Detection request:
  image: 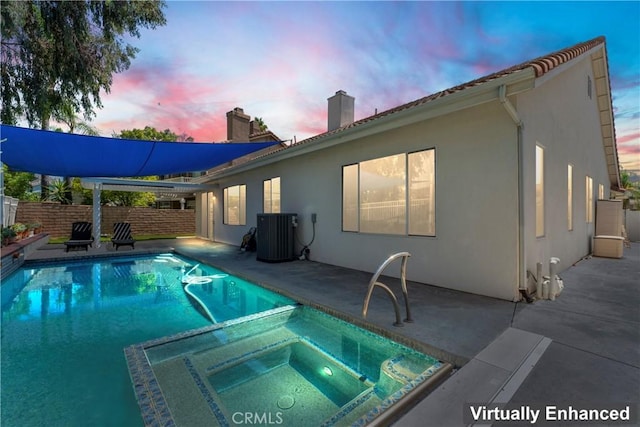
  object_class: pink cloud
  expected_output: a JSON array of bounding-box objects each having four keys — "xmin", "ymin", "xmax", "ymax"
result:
[{"xmin": 617, "ymin": 131, "xmax": 640, "ymax": 145}]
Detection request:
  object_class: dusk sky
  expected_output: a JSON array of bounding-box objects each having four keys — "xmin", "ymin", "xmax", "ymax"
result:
[{"xmin": 90, "ymin": 1, "xmax": 640, "ymax": 171}]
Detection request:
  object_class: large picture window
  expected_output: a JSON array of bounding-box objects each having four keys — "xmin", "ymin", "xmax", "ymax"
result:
[
  {"xmin": 263, "ymin": 177, "xmax": 281, "ymax": 213},
  {"xmin": 342, "ymin": 149, "xmax": 435, "ymax": 236},
  {"xmin": 223, "ymin": 184, "xmax": 246, "ymax": 225}
]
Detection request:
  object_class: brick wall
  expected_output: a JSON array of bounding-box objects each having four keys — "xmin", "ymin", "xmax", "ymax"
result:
[{"xmin": 15, "ymin": 202, "xmax": 195, "ymax": 238}]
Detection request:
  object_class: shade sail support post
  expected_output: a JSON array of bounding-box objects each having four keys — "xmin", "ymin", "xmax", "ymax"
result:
[{"xmin": 92, "ymin": 183, "xmax": 102, "ymax": 248}]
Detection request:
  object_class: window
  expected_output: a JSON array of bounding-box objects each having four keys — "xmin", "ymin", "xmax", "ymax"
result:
[
  {"xmin": 408, "ymin": 150, "xmax": 436, "ymax": 235},
  {"xmin": 567, "ymin": 164, "xmax": 573, "ymax": 231},
  {"xmin": 598, "ymin": 183, "xmax": 604, "ymax": 200},
  {"xmin": 360, "ymin": 154, "xmax": 406, "ymax": 234},
  {"xmin": 342, "ymin": 165, "xmax": 359, "ymax": 232},
  {"xmin": 535, "ymin": 145, "xmax": 544, "ymax": 237},
  {"xmin": 223, "ymin": 184, "xmax": 246, "ymax": 225},
  {"xmin": 586, "ymin": 176, "xmax": 593, "ymax": 223},
  {"xmin": 263, "ymin": 177, "xmax": 281, "ymax": 213},
  {"xmin": 342, "ymin": 149, "xmax": 435, "ymax": 236}
]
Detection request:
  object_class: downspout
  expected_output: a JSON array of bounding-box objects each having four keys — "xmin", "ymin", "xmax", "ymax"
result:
[{"xmin": 499, "ymin": 85, "xmax": 531, "ymax": 302}]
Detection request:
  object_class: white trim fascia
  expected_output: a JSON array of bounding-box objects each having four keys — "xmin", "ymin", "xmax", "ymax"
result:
[
  {"xmin": 205, "ymin": 69, "xmax": 536, "ymax": 182},
  {"xmin": 590, "ymin": 46, "xmax": 620, "ymax": 189}
]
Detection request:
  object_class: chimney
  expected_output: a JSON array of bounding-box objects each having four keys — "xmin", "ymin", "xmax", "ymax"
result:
[
  {"xmin": 249, "ymin": 120, "xmax": 261, "ymax": 135},
  {"xmin": 327, "ymin": 90, "xmax": 355, "ymax": 131},
  {"xmin": 226, "ymin": 107, "xmax": 251, "ymax": 141}
]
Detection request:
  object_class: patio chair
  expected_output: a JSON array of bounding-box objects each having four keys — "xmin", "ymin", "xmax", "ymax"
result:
[
  {"xmin": 111, "ymin": 222, "xmax": 135, "ymax": 250},
  {"xmin": 63, "ymin": 222, "xmax": 93, "ymax": 252}
]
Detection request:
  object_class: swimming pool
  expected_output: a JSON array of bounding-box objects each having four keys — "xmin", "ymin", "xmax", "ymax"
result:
[
  {"xmin": 2, "ymin": 252, "xmax": 450, "ymax": 426},
  {"xmin": 0, "ymin": 253, "xmax": 294, "ymax": 427}
]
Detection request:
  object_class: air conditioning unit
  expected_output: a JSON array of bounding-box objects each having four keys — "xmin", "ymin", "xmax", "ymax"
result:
[{"xmin": 256, "ymin": 213, "xmax": 296, "ymax": 262}]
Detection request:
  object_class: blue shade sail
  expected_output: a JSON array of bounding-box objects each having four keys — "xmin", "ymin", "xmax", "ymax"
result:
[{"xmin": 0, "ymin": 125, "xmax": 280, "ymax": 177}]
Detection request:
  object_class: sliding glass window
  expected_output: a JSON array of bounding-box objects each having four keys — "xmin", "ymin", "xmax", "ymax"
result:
[{"xmin": 342, "ymin": 149, "xmax": 435, "ymax": 236}]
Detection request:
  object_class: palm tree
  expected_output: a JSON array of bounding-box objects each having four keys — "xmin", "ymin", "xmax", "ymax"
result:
[
  {"xmin": 254, "ymin": 117, "xmax": 268, "ymax": 132},
  {"xmin": 54, "ymin": 102, "xmax": 100, "ymax": 136}
]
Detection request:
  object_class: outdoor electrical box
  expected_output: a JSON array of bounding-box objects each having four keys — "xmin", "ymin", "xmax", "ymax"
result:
[{"xmin": 256, "ymin": 213, "xmax": 297, "ymax": 262}]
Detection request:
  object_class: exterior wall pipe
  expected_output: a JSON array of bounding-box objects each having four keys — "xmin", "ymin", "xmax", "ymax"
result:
[
  {"xmin": 499, "ymin": 85, "xmax": 527, "ymax": 301},
  {"xmin": 536, "ymin": 262, "xmax": 543, "ymax": 296}
]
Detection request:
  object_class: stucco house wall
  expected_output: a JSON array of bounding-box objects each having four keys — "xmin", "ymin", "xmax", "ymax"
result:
[
  {"xmin": 517, "ymin": 52, "xmax": 614, "ymax": 278},
  {"xmin": 212, "ymin": 101, "xmax": 521, "ymax": 301}
]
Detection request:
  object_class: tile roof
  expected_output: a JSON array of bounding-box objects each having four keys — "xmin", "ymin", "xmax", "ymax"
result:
[
  {"xmin": 290, "ymin": 36, "xmax": 606, "ymax": 148},
  {"xmin": 211, "ymin": 36, "xmax": 617, "ymax": 183}
]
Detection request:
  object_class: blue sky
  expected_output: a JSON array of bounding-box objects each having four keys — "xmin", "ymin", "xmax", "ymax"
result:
[{"xmin": 91, "ymin": 1, "xmax": 640, "ymax": 171}]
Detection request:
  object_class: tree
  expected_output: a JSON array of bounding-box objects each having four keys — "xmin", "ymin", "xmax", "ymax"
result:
[
  {"xmin": 1, "ymin": 1, "xmax": 166, "ymax": 127},
  {"xmin": 118, "ymin": 126, "xmax": 180, "ymax": 142},
  {"xmin": 1, "ymin": 1, "xmax": 166, "ymax": 198},
  {"xmin": 54, "ymin": 101, "xmax": 101, "ymax": 136},
  {"xmin": 620, "ymin": 169, "xmax": 640, "ymax": 210},
  {"xmin": 254, "ymin": 117, "xmax": 268, "ymax": 132},
  {"xmin": 2, "ymin": 165, "xmax": 36, "ymax": 200},
  {"xmin": 101, "ymin": 182, "xmax": 156, "ymax": 207},
  {"xmin": 98, "ymin": 126, "xmax": 195, "ymax": 207}
]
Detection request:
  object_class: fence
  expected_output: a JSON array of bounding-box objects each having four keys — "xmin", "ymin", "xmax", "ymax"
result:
[{"xmin": 15, "ymin": 202, "xmax": 195, "ymax": 238}]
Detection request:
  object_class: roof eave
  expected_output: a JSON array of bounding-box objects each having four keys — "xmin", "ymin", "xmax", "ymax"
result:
[{"xmin": 590, "ymin": 46, "xmax": 621, "ymax": 189}]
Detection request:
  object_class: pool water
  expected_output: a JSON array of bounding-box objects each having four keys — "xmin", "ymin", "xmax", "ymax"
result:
[
  {"xmin": 129, "ymin": 305, "xmax": 447, "ymax": 426},
  {"xmin": 0, "ymin": 253, "xmax": 293, "ymax": 427}
]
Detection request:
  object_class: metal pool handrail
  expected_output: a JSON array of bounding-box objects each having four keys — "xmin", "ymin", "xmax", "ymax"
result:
[{"xmin": 362, "ymin": 252, "xmax": 413, "ymax": 327}]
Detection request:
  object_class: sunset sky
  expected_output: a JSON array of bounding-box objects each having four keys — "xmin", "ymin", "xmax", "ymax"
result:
[{"xmin": 90, "ymin": 1, "xmax": 640, "ymax": 171}]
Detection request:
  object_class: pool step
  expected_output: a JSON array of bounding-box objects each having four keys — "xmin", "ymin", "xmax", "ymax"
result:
[{"xmin": 381, "ymin": 354, "xmax": 426, "ymax": 385}]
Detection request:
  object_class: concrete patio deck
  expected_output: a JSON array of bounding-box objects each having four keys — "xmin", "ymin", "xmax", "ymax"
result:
[{"xmin": 23, "ymin": 238, "xmax": 640, "ymax": 426}]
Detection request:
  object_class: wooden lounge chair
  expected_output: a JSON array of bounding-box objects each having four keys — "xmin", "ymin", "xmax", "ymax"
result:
[
  {"xmin": 111, "ymin": 222, "xmax": 135, "ymax": 250},
  {"xmin": 64, "ymin": 222, "xmax": 93, "ymax": 252}
]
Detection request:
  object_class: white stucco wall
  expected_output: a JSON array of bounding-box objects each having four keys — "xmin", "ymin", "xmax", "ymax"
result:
[
  {"xmin": 517, "ymin": 50, "xmax": 614, "ymax": 280},
  {"xmin": 211, "ymin": 101, "xmax": 521, "ymax": 300}
]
